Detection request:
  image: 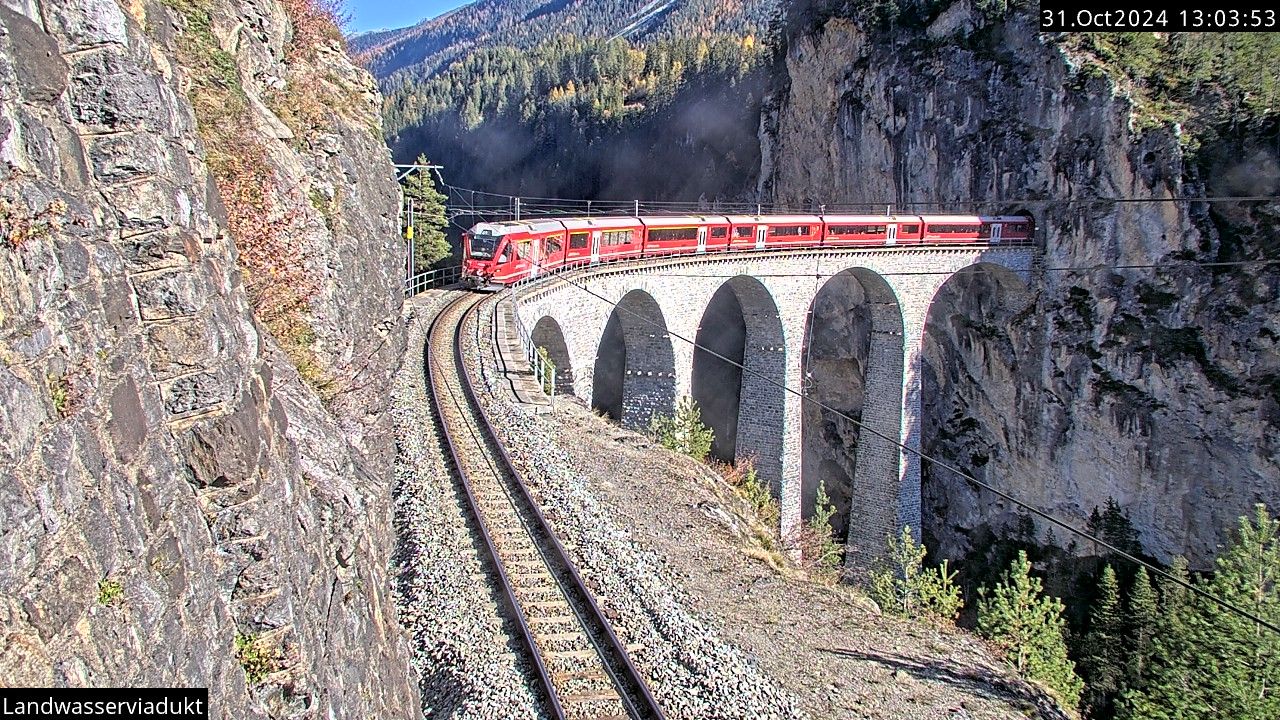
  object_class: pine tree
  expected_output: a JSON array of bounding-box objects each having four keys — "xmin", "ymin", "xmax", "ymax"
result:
[
  {"xmin": 402, "ymin": 154, "xmax": 451, "ymax": 272},
  {"xmin": 1080, "ymin": 564, "xmax": 1124, "ymax": 717},
  {"xmin": 1196, "ymin": 505, "xmax": 1280, "ymax": 719},
  {"xmin": 1087, "ymin": 497, "xmax": 1141, "ymax": 559},
  {"xmin": 1119, "ymin": 557, "xmax": 1196, "ymax": 720},
  {"xmin": 807, "ymin": 478, "xmax": 841, "ymax": 573},
  {"xmin": 978, "ymin": 550, "xmax": 1084, "ymax": 710},
  {"xmin": 869, "ymin": 526, "xmax": 963, "ymax": 624},
  {"xmin": 1122, "ymin": 507, "xmax": 1280, "ymax": 719},
  {"xmin": 648, "ymin": 396, "xmax": 713, "ymax": 461},
  {"xmin": 1125, "ymin": 567, "xmax": 1158, "ymax": 686}
]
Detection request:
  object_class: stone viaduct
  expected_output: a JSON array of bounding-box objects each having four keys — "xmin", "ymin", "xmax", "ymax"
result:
[{"xmin": 510, "ymin": 247, "xmax": 1035, "ymax": 564}]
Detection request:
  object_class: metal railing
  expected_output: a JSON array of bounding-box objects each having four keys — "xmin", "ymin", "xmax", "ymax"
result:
[
  {"xmin": 511, "ymin": 301, "xmax": 556, "ymax": 401},
  {"xmin": 404, "ymin": 265, "xmax": 462, "ymax": 296}
]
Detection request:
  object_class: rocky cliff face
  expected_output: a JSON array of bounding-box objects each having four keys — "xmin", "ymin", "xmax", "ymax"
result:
[
  {"xmin": 0, "ymin": 0, "xmax": 416, "ymax": 714},
  {"xmin": 761, "ymin": 4, "xmax": 1280, "ymax": 567}
]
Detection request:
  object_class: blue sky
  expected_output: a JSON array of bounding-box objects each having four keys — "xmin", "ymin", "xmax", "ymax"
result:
[{"xmin": 347, "ymin": 0, "xmax": 470, "ymax": 33}]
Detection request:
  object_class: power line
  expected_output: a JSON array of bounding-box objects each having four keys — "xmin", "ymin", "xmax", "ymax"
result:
[
  {"xmin": 507, "ymin": 256, "xmax": 1280, "ymax": 637},
  {"xmin": 441, "ymin": 181, "xmax": 1280, "ymax": 212},
  {"xmin": 629, "ymin": 257, "xmax": 1280, "ymax": 279}
]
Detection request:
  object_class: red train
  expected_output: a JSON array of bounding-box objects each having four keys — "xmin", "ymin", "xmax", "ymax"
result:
[{"xmin": 461, "ymin": 213, "xmax": 1033, "ymax": 289}]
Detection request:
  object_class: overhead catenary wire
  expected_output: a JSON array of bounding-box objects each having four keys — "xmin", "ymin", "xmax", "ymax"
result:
[
  {"xmin": 439, "ymin": 181, "xmax": 1280, "ymax": 215},
  {"xmin": 508, "ymin": 252, "xmax": 1280, "ymax": 638},
  {"xmin": 626, "ymin": 257, "xmax": 1280, "ymax": 279}
]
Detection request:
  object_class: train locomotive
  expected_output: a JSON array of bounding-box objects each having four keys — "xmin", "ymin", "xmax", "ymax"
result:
[{"xmin": 461, "ymin": 213, "xmax": 1033, "ymax": 290}]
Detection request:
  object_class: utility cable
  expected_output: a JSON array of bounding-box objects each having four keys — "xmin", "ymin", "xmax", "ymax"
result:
[
  {"xmin": 439, "ymin": 181, "xmax": 1280, "ymax": 211},
  {"xmin": 508, "ymin": 252, "xmax": 1280, "ymax": 637},
  {"xmin": 630, "ymin": 257, "xmax": 1280, "ymax": 279}
]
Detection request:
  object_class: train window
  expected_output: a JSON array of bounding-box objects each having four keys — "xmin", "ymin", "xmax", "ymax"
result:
[
  {"xmin": 544, "ymin": 237, "xmax": 562, "ymax": 256},
  {"xmin": 648, "ymin": 227, "xmax": 698, "ymax": 242},
  {"xmin": 900, "ymin": 224, "xmax": 918, "ymax": 233},
  {"xmin": 469, "ymin": 232, "xmax": 500, "ymax": 259},
  {"xmin": 768, "ymin": 225, "xmax": 809, "ymax": 237},
  {"xmin": 735, "ymin": 226, "xmax": 754, "ymax": 238},
  {"xmin": 710, "ymin": 227, "xmax": 728, "ymax": 238},
  {"xmin": 569, "ymin": 232, "xmax": 589, "ymax": 249},
  {"xmin": 516, "ymin": 241, "xmax": 531, "ymax": 260},
  {"xmin": 927, "ymin": 224, "xmax": 979, "ymax": 234},
  {"xmin": 603, "ymin": 229, "xmax": 634, "ymax": 246},
  {"xmin": 828, "ymin": 224, "xmax": 886, "ymax": 235}
]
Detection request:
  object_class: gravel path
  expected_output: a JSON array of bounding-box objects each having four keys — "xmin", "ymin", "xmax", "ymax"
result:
[{"xmin": 390, "ymin": 292, "xmax": 542, "ymax": 719}]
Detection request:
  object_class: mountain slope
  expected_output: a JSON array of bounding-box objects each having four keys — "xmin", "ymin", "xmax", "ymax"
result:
[
  {"xmin": 362, "ymin": 0, "xmax": 780, "ymax": 203},
  {"xmin": 354, "ymin": 0, "xmax": 780, "ymax": 84}
]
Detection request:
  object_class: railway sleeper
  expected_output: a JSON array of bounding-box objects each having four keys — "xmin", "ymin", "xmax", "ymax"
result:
[
  {"xmin": 539, "ymin": 635, "xmax": 591, "ymax": 654},
  {"xmin": 546, "ymin": 648, "xmax": 600, "ymax": 661}
]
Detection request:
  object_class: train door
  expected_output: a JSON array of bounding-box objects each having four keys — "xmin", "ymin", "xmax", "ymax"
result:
[
  {"xmin": 529, "ymin": 237, "xmax": 542, "ymax": 278},
  {"xmin": 886, "ymin": 224, "xmax": 898, "ymax": 246},
  {"xmin": 755, "ymin": 226, "xmax": 767, "ymax": 250},
  {"xmin": 697, "ymin": 227, "xmax": 707, "ymax": 254},
  {"xmin": 990, "ymin": 223, "xmax": 1003, "ymax": 244},
  {"xmin": 590, "ymin": 231, "xmax": 601, "ymax": 264}
]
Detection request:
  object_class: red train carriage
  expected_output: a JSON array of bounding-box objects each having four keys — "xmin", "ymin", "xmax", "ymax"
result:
[
  {"xmin": 761, "ymin": 215, "xmax": 824, "ymax": 250},
  {"xmin": 988, "ymin": 215, "xmax": 1033, "ymax": 243},
  {"xmin": 560, "ymin": 217, "xmax": 646, "ymax": 266},
  {"xmin": 639, "ymin": 216, "xmax": 731, "ymax": 256},
  {"xmin": 922, "ymin": 215, "xmax": 1032, "ymax": 245},
  {"xmin": 462, "ymin": 218, "xmax": 567, "ymax": 288},
  {"xmin": 821, "ymin": 215, "xmax": 924, "ymax": 247},
  {"xmin": 723, "ymin": 215, "xmax": 824, "ymax": 251},
  {"xmin": 724, "ymin": 216, "xmax": 764, "ymax": 251},
  {"xmin": 461, "ymin": 212, "xmax": 1033, "ymax": 289}
]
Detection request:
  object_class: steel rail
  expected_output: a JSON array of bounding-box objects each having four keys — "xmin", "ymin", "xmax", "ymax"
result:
[
  {"xmin": 425, "ymin": 292, "xmax": 665, "ymax": 720},
  {"xmin": 424, "ymin": 294, "xmax": 565, "ymax": 719},
  {"xmin": 457, "ymin": 295, "xmax": 666, "ymax": 720}
]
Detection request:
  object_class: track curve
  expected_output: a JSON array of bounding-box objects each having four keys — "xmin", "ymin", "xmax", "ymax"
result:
[{"xmin": 425, "ymin": 292, "xmax": 666, "ymax": 720}]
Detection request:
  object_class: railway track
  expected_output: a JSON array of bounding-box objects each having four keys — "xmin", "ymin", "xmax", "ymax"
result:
[{"xmin": 425, "ymin": 293, "xmax": 665, "ymax": 720}]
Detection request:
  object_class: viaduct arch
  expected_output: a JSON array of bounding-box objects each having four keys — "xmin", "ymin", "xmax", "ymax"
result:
[{"xmin": 514, "ymin": 247, "xmax": 1034, "ymax": 563}]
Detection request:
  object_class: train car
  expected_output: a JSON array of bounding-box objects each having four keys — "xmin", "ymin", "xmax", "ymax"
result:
[
  {"xmin": 723, "ymin": 215, "xmax": 823, "ymax": 251},
  {"xmin": 639, "ymin": 216, "xmax": 731, "ymax": 256},
  {"xmin": 460, "ymin": 212, "xmax": 1035, "ymax": 288},
  {"xmin": 920, "ymin": 215, "xmax": 1034, "ymax": 245},
  {"xmin": 462, "ymin": 218, "xmax": 567, "ymax": 289},
  {"xmin": 760, "ymin": 215, "xmax": 824, "ymax": 250},
  {"xmin": 724, "ymin": 215, "xmax": 765, "ymax": 251},
  {"xmin": 560, "ymin": 217, "xmax": 646, "ymax": 267},
  {"xmin": 988, "ymin": 215, "xmax": 1034, "ymax": 243},
  {"xmin": 820, "ymin": 215, "xmax": 925, "ymax": 247}
]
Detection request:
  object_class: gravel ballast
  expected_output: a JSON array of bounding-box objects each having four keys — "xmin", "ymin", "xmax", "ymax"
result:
[
  {"xmin": 465, "ymin": 297, "xmax": 805, "ymax": 720},
  {"xmin": 390, "ymin": 292, "xmax": 541, "ymax": 719}
]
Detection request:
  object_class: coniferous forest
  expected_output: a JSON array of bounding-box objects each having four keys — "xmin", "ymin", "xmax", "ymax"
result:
[{"xmin": 365, "ymin": 0, "xmax": 781, "ymax": 201}]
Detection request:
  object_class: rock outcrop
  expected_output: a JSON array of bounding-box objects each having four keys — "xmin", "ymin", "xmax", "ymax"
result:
[
  {"xmin": 761, "ymin": 4, "xmax": 1279, "ymax": 566},
  {"xmin": 0, "ymin": 0, "xmax": 416, "ymax": 715}
]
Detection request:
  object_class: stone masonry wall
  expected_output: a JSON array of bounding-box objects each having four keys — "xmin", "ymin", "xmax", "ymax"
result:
[
  {"xmin": 615, "ymin": 289, "xmax": 678, "ymax": 429},
  {"xmin": 514, "ymin": 247, "xmax": 1033, "ymax": 558}
]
